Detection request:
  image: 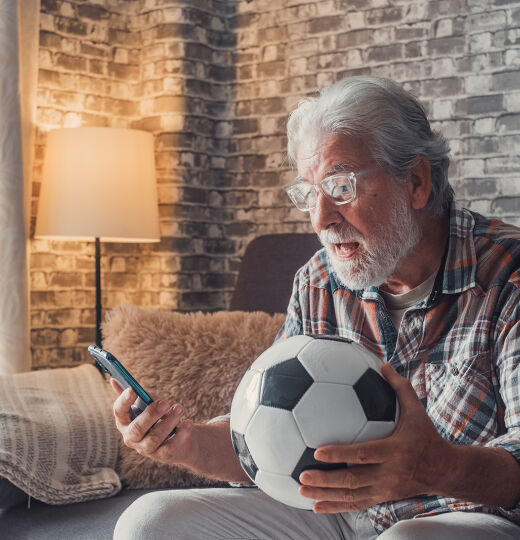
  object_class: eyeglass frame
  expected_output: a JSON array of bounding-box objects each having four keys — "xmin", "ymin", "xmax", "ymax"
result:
[{"xmin": 285, "ymin": 167, "xmax": 379, "ymax": 212}]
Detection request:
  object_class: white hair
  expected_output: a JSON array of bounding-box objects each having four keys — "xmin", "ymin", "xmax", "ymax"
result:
[{"xmin": 287, "ymin": 76, "xmax": 453, "ymax": 215}]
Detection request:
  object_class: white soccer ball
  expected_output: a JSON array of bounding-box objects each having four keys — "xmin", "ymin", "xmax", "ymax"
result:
[{"xmin": 230, "ymin": 334, "xmax": 399, "ymax": 510}]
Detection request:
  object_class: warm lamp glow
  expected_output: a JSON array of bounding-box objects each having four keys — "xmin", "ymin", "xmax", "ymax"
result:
[{"xmin": 35, "ymin": 127, "xmax": 160, "ymax": 242}]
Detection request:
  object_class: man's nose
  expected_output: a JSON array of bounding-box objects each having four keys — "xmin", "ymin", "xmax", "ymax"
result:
[{"xmin": 311, "ymin": 191, "xmax": 343, "ymax": 232}]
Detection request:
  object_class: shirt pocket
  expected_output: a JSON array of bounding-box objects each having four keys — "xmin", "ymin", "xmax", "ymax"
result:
[{"xmin": 425, "ymin": 351, "xmax": 499, "ymax": 445}]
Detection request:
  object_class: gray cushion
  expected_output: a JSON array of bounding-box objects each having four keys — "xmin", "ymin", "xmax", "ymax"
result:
[
  {"xmin": 0, "ymin": 488, "xmax": 158, "ymax": 540},
  {"xmin": 230, "ymin": 233, "xmax": 321, "ymax": 314},
  {"xmin": 0, "ymin": 478, "xmax": 26, "ymax": 509}
]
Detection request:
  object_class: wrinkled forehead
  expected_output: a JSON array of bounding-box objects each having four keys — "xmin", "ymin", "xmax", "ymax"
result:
[{"xmin": 296, "ymin": 132, "xmax": 370, "ymax": 180}]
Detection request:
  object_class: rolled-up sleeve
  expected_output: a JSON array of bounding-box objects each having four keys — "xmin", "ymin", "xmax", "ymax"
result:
[{"xmin": 488, "ymin": 294, "xmax": 520, "ymax": 521}]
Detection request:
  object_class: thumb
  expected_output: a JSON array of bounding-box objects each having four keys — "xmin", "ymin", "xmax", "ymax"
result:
[{"xmin": 381, "ymin": 362, "xmax": 419, "ymax": 409}]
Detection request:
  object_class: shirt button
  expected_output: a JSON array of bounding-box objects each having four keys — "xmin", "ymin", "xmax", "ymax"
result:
[{"xmin": 451, "ymin": 366, "xmax": 459, "ymax": 376}]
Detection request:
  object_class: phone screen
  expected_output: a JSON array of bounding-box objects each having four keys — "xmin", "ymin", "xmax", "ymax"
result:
[{"xmin": 88, "ymin": 344, "xmax": 152, "ymax": 415}]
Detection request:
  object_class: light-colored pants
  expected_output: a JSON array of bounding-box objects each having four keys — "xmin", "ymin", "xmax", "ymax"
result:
[{"xmin": 113, "ymin": 487, "xmax": 520, "ymax": 540}]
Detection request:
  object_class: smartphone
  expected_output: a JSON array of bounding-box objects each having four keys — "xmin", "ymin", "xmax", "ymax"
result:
[
  {"xmin": 88, "ymin": 344, "xmax": 154, "ymax": 418},
  {"xmin": 88, "ymin": 346, "xmax": 177, "ymax": 441}
]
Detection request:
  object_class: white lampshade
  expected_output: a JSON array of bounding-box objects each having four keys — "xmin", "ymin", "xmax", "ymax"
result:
[{"xmin": 35, "ymin": 127, "xmax": 160, "ymax": 242}]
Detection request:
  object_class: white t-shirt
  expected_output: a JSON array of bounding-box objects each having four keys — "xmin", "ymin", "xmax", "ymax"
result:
[{"xmin": 380, "ymin": 270, "xmax": 438, "ymax": 331}]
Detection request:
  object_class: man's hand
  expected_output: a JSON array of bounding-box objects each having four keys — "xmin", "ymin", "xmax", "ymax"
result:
[
  {"xmin": 110, "ymin": 379, "xmax": 251, "ymax": 483},
  {"xmin": 111, "ymin": 379, "xmax": 194, "ymax": 467},
  {"xmin": 299, "ymin": 363, "xmax": 452, "ymax": 513}
]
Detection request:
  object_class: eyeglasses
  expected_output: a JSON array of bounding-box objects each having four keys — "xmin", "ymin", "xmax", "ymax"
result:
[{"xmin": 285, "ymin": 168, "xmax": 377, "ymax": 212}]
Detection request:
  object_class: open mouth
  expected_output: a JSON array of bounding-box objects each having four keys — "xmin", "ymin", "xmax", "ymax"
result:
[{"xmin": 333, "ymin": 242, "xmax": 360, "ymax": 260}]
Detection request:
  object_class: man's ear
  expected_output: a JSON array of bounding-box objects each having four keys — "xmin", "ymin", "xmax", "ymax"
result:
[{"xmin": 408, "ymin": 156, "xmax": 432, "ymax": 210}]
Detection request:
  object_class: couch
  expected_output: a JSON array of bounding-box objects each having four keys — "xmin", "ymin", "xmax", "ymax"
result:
[{"xmin": 0, "ymin": 233, "xmax": 321, "ymax": 540}]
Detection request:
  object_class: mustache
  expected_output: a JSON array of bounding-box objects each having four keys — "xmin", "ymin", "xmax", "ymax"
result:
[{"xmin": 319, "ymin": 223, "xmax": 363, "ymax": 245}]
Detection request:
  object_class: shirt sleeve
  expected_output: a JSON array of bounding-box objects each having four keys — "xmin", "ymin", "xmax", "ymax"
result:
[
  {"xmin": 487, "ymin": 292, "xmax": 520, "ymax": 520},
  {"xmin": 206, "ymin": 413, "xmax": 230, "ymax": 424},
  {"xmin": 275, "ymin": 269, "xmax": 304, "ymax": 341}
]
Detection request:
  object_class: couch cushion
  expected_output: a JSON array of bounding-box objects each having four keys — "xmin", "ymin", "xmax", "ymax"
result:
[
  {"xmin": 102, "ymin": 306, "xmax": 285, "ymax": 489},
  {"xmin": 0, "ymin": 488, "xmax": 158, "ymax": 540},
  {"xmin": 0, "ymin": 364, "xmax": 120, "ymax": 506}
]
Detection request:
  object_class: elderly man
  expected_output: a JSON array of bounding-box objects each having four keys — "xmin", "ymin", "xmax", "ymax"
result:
[{"xmin": 112, "ymin": 77, "xmax": 520, "ymax": 539}]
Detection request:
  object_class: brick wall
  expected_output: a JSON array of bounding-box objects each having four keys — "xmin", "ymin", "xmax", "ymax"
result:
[{"xmin": 31, "ymin": 0, "xmax": 520, "ymax": 368}]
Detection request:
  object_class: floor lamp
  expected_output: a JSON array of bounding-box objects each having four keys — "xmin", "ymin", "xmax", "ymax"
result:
[{"xmin": 35, "ymin": 127, "xmax": 160, "ymax": 347}]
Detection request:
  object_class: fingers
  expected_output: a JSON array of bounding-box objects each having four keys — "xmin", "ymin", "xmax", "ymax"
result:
[
  {"xmin": 313, "ymin": 495, "xmax": 374, "ymax": 514},
  {"xmin": 113, "ymin": 387, "xmax": 137, "ymax": 426},
  {"xmin": 300, "ymin": 465, "xmax": 377, "ymax": 490},
  {"xmin": 124, "ymin": 401, "xmax": 185, "ymax": 455},
  {"xmin": 129, "ymin": 404, "xmax": 184, "ymax": 453},
  {"xmin": 298, "ymin": 485, "xmax": 374, "ymax": 513},
  {"xmin": 315, "ymin": 440, "xmax": 389, "ymax": 464},
  {"xmin": 110, "ymin": 378, "xmax": 124, "ymax": 395},
  {"xmin": 150, "ymin": 419, "xmax": 194, "ymax": 462}
]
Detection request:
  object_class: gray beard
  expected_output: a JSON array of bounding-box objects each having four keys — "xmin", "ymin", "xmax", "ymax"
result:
[{"xmin": 320, "ymin": 196, "xmax": 421, "ymax": 291}]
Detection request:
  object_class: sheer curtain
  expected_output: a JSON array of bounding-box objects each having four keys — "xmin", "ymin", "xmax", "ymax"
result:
[{"xmin": 0, "ymin": 0, "xmax": 40, "ymax": 374}]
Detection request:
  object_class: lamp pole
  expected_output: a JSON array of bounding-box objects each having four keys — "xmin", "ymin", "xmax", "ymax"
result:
[{"xmin": 95, "ymin": 237, "xmax": 102, "ymax": 347}]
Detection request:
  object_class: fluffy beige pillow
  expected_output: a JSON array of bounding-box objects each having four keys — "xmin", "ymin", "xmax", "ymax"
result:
[{"xmin": 102, "ymin": 305, "xmax": 285, "ymax": 489}]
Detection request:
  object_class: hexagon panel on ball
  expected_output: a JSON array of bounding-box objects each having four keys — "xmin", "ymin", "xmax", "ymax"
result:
[
  {"xmin": 293, "ymin": 382, "xmax": 367, "ymax": 448},
  {"xmin": 297, "ymin": 338, "xmax": 370, "ymax": 385},
  {"xmin": 244, "ymin": 405, "xmax": 307, "ymax": 476}
]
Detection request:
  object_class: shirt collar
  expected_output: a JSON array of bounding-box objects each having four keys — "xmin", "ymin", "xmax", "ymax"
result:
[{"xmin": 440, "ymin": 200, "xmax": 478, "ymax": 295}]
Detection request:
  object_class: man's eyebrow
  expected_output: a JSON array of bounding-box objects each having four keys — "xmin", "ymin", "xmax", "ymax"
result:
[{"xmin": 325, "ymin": 163, "xmax": 356, "ymax": 175}]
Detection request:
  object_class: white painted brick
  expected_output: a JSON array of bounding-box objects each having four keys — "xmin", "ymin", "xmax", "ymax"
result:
[
  {"xmin": 317, "ymin": 71, "xmax": 336, "ymax": 87},
  {"xmin": 465, "ymin": 74, "xmax": 492, "ymax": 93},
  {"xmin": 470, "ymin": 32, "xmax": 493, "ymax": 53},
  {"xmin": 39, "ymin": 11, "xmax": 59, "ymax": 34},
  {"xmin": 468, "ymin": 199, "xmax": 492, "ymax": 214},
  {"xmin": 474, "ymin": 117, "xmax": 496, "ymax": 134},
  {"xmin": 346, "ymin": 12, "xmax": 365, "ymax": 30},
  {"xmin": 504, "ymin": 48, "xmax": 520, "ymax": 67},
  {"xmin": 287, "ymin": 22, "xmax": 308, "ymax": 40},
  {"xmin": 259, "ymin": 117, "xmax": 278, "ymax": 135},
  {"xmin": 504, "ymin": 93, "xmax": 520, "ymax": 111},
  {"xmin": 162, "ymin": 7, "xmax": 182, "ymax": 23},
  {"xmin": 263, "ymin": 44, "xmax": 278, "ymax": 62},
  {"xmin": 161, "ymin": 114, "xmax": 184, "ymax": 132},
  {"xmin": 432, "ymin": 99, "xmax": 454, "ymax": 120},
  {"xmin": 39, "ymin": 49, "xmax": 54, "ymax": 69},
  {"xmin": 140, "ymin": 98, "xmax": 154, "ymax": 115},
  {"xmin": 435, "ymin": 18, "xmax": 453, "ymax": 38},
  {"xmin": 288, "ymin": 57, "xmax": 308, "ymax": 76},
  {"xmin": 114, "ymin": 48, "xmax": 129, "ymax": 64},
  {"xmin": 404, "ymin": 3, "xmax": 428, "ymax": 21},
  {"xmin": 158, "ymin": 291, "xmax": 178, "ymax": 309},
  {"xmin": 60, "ymin": 2, "xmax": 75, "ymax": 18},
  {"xmin": 430, "ymin": 58, "xmax": 455, "ymax": 78},
  {"xmin": 462, "ymin": 159, "xmax": 485, "ymax": 176},
  {"xmin": 345, "ymin": 49, "xmax": 363, "ymax": 68}
]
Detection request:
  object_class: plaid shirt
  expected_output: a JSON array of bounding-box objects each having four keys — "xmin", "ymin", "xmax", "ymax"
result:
[{"xmin": 277, "ymin": 201, "xmax": 520, "ymax": 533}]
